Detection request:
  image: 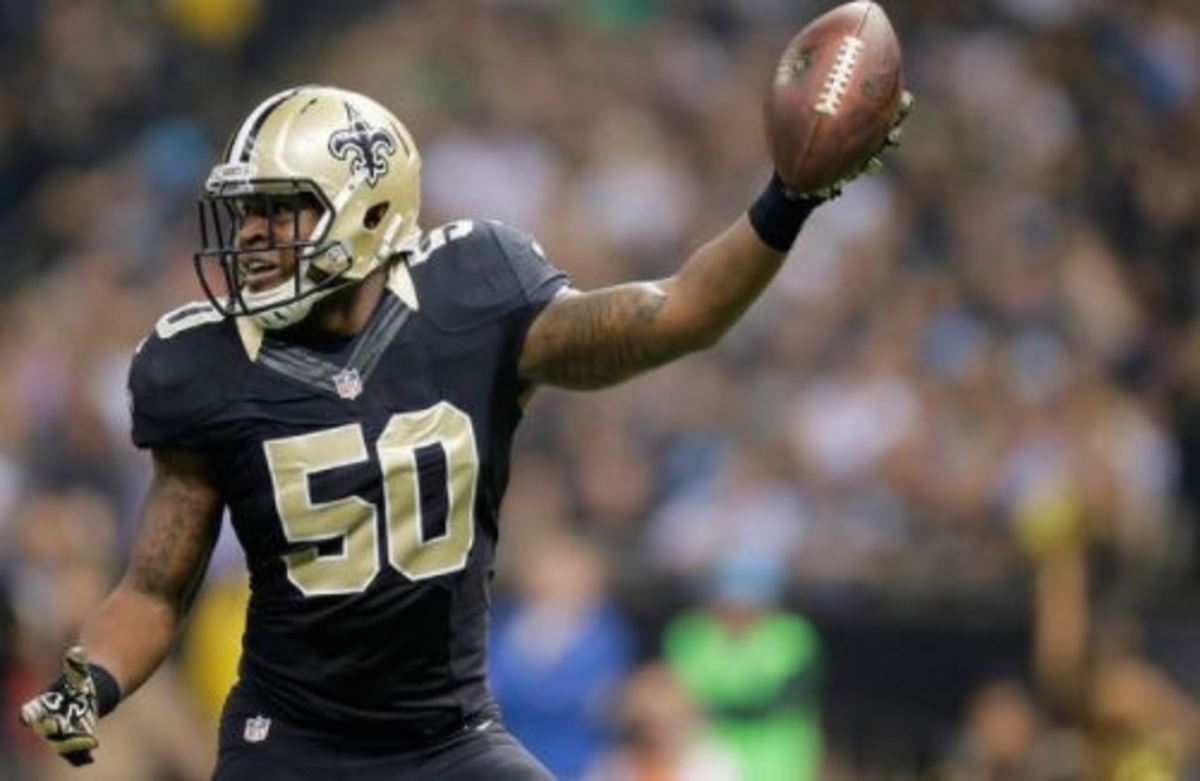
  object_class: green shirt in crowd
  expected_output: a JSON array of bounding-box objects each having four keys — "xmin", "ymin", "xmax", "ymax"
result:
[{"xmin": 665, "ymin": 610, "xmax": 823, "ymax": 781}]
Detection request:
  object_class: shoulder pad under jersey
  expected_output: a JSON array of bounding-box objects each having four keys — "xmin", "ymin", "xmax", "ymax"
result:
[
  {"xmin": 127, "ymin": 301, "xmax": 248, "ymax": 450},
  {"xmin": 407, "ymin": 220, "xmax": 569, "ymax": 332}
]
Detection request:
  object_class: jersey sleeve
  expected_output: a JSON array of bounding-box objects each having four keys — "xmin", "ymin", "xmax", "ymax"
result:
[
  {"xmin": 127, "ymin": 311, "xmax": 240, "ymax": 450},
  {"xmin": 413, "ymin": 220, "xmax": 570, "ymax": 334},
  {"xmin": 485, "ymin": 221, "xmax": 570, "ymax": 331}
]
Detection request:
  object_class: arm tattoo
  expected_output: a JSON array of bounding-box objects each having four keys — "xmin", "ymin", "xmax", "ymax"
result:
[
  {"xmin": 127, "ymin": 454, "xmax": 222, "ymax": 610},
  {"xmin": 522, "ymin": 282, "xmax": 686, "ymax": 389},
  {"xmin": 522, "ymin": 220, "xmax": 787, "ymax": 390}
]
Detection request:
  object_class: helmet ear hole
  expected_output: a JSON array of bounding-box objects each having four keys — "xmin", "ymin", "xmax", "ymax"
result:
[{"xmin": 364, "ymin": 202, "xmax": 390, "ymax": 230}]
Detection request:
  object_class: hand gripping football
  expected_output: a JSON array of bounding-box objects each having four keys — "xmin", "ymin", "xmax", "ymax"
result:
[{"xmin": 766, "ymin": 2, "xmax": 905, "ymax": 194}]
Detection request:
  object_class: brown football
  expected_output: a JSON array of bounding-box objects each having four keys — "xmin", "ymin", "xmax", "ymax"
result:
[{"xmin": 766, "ymin": 1, "xmax": 904, "ymax": 194}]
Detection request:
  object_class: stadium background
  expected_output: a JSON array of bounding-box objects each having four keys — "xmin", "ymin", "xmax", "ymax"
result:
[{"xmin": 1, "ymin": 0, "xmax": 1199, "ymax": 778}]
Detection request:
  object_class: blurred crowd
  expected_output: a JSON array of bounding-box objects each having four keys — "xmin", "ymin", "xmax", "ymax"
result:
[{"xmin": 2, "ymin": 0, "xmax": 1200, "ymax": 778}]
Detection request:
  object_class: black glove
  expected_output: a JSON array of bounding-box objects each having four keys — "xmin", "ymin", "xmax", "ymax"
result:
[{"xmin": 18, "ymin": 647, "xmax": 101, "ymax": 766}]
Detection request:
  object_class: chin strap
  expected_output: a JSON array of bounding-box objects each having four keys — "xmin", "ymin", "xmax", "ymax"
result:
[
  {"xmin": 243, "ymin": 243, "xmax": 359, "ymax": 330},
  {"xmin": 250, "ymin": 295, "xmax": 316, "ymax": 330}
]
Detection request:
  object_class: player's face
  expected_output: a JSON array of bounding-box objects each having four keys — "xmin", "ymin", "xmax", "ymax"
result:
[{"xmin": 234, "ymin": 196, "xmax": 324, "ymax": 292}]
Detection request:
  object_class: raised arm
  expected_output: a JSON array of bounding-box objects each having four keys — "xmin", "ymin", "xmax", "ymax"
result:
[
  {"xmin": 519, "ymin": 92, "xmax": 912, "ymax": 391},
  {"xmin": 519, "ymin": 214, "xmax": 794, "ymax": 390},
  {"xmin": 82, "ymin": 448, "xmax": 224, "ymax": 694}
]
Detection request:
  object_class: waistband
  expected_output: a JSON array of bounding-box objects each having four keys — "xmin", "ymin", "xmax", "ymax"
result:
[{"xmin": 221, "ymin": 677, "xmax": 502, "ymax": 754}]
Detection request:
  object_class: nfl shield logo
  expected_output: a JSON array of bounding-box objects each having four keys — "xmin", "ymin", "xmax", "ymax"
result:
[
  {"xmin": 332, "ymin": 368, "xmax": 363, "ymax": 400},
  {"xmin": 244, "ymin": 715, "xmax": 271, "ymax": 743}
]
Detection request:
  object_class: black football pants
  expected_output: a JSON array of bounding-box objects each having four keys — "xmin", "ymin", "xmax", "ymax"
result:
[{"xmin": 212, "ymin": 685, "xmax": 554, "ymax": 780}]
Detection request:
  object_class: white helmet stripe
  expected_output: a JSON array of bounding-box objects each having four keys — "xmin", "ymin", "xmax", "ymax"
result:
[{"xmin": 227, "ymin": 87, "xmax": 300, "ymax": 163}]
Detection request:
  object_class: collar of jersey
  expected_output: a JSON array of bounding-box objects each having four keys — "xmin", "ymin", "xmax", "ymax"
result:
[{"xmin": 253, "ymin": 292, "xmax": 412, "ymax": 400}]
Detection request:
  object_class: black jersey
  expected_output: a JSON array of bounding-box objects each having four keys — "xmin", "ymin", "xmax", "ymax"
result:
[{"xmin": 128, "ymin": 220, "xmax": 568, "ymax": 737}]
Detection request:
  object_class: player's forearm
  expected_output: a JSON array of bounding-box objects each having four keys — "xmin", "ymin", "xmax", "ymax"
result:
[
  {"xmin": 661, "ymin": 216, "xmax": 788, "ymax": 350},
  {"xmin": 1032, "ymin": 547, "xmax": 1089, "ymax": 716},
  {"xmin": 73, "ymin": 448, "xmax": 222, "ymax": 701},
  {"xmin": 78, "ymin": 580, "xmax": 185, "ymax": 697},
  {"xmin": 520, "ymin": 218, "xmax": 791, "ymax": 390}
]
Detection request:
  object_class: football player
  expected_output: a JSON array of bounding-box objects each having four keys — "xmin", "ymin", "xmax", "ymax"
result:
[{"xmin": 19, "ymin": 85, "xmax": 908, "ymax": 778}]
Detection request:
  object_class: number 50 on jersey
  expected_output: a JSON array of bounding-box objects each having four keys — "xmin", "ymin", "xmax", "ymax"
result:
[{"xmin": 263, "ymin": 401, "xmax": 478, "ymax": 597}]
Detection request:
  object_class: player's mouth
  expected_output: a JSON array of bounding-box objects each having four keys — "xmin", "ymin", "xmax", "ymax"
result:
[{"xmin": 239, "ymin": 257, "xmax": 288, "ymax": 291}]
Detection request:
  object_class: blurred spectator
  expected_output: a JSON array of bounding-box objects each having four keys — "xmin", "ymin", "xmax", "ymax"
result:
[
  {"xmin": 1023, "ymin": 482, "xmax": 1200, "ymax": 779},
  {"xmin": 646, "ymin": 444, "xmax": 807, "ymax": 581},
  {"xmin": 936, "ymin": 678, "xmax": 1088, "ymax": 781},
  {"xmin": 664, "ymin": 549, "xmax": 823, "ymax": 781},
  {"xmin": 162, "ymin": 0, "xmax": 263, "ymax": 48},
  {"xmin": 584, "ymin": 662, "xmax": 740, "ymax": 781},
  {"xmin": 490, "ymin": 531, "xmax": 635, "ymax": 779}
]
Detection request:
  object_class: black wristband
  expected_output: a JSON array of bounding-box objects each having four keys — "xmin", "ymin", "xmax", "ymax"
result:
[
  {"xmin": 747, "ymin": 173, "xmax": 823, "ymax": 253},
  {"xmin": 89, "ymin": 663, "xmax": 122, "ymax": 717}
]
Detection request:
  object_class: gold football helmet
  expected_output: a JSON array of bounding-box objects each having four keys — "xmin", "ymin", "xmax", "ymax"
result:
[{"xmin": 195, "ymin": 85, "xmax": 422, "ymax": 329}]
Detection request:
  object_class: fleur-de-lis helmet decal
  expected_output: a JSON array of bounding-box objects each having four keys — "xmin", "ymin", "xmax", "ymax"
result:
[{"xmin": 328, "ymin": 102, "xmax": 400, "ymax": 187}]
